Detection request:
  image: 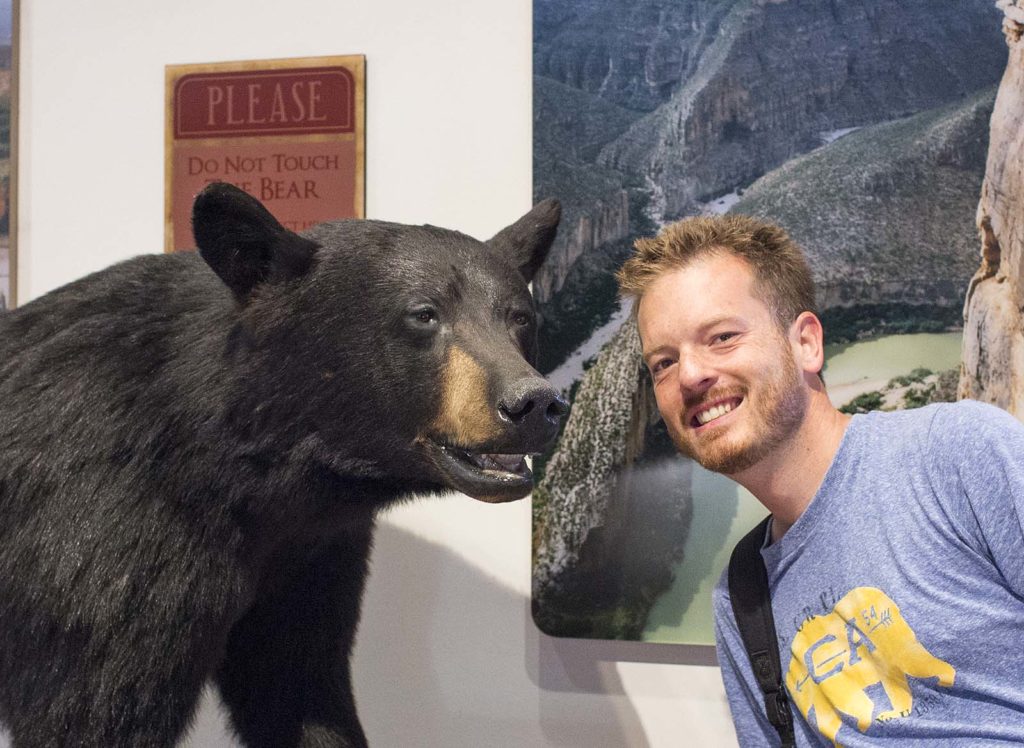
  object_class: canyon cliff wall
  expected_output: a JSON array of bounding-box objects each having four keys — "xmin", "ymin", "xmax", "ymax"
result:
[
  {"xmin": 594, "ymin": 0, "xmax": 1004, "ymax": 218},
  {"xmin": 732, "ymin": 90, "xmax": 994, "ymax": 320}
]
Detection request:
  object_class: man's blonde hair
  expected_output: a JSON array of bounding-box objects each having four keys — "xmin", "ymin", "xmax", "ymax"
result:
[{"xmin": 617, "ymin": 215, "xmax": 816, "ymax": 330}]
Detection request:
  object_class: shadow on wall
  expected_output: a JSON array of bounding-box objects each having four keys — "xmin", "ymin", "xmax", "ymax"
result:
[
  {"xmin": 350, "ymin": 521, "xmax": 649, "ymax": 747},
  {"xmin": 177, "ymin": 519, "xmax": 653, "ymax": 747}
]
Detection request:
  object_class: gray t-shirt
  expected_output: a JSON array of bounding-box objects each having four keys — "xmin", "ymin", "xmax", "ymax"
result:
[{"xmin": 713, "ymin": 400, "xmax": 1024, "ymax": 746}]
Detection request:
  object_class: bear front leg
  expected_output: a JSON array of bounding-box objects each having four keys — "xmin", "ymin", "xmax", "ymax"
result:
[{"xmin": 216, "ymin": 524, "xmax": 373, "ymax": 748}]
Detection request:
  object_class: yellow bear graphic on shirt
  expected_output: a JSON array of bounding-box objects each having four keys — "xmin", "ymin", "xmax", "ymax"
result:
[{"xmin": 785, "ymin": 587, "xmax": 955, "ymax": 746}]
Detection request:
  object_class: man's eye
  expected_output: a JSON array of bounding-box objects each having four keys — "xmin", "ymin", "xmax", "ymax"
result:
[
  {"xmin": 651, "ymin": 359, "xmax": 674, "ymax": 374},
  {"xmin": 715, "ymin": 332, "xmax": 737, "ymax": 343}
]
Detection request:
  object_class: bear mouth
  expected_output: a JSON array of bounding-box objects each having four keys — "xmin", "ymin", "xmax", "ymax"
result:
[{"xmin": 423, "ymin": 439, "xmax": 534, "ymax": 503}]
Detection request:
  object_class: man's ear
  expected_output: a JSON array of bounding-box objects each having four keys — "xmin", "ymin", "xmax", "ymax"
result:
[
  {"xmin": 192, "ymin": 182, "xmax": 319, "ymax": 301},
  {"xmin": 792, "ymin": 311, "xmax": 825, "ymax": 376},
  {"xmin": 485, "ymin": 198, "xmax": 561, "ymax": 283}
]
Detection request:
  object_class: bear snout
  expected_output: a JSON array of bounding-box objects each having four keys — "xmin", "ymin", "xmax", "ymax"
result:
[{"xmin": 497, "ymin": 377, "xmax": 569, "ymax": 448}]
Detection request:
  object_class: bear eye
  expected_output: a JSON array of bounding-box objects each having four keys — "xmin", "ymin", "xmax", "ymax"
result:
[
  {"xmin": 511, "ymin": 311, "xmax": 531, "ymax": 327},
  {"xmin": 407, "ymin": 305, "xmax": 439, "ymax": 329}
]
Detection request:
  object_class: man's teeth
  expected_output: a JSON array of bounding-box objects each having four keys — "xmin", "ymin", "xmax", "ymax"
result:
[{"xmin": 697, "ymin": 402, "xmax": 734, "ymax": 425}]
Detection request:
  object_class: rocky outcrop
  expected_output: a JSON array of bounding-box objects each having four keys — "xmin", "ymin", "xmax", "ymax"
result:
[
  {"xmin": 532, "ymin": 320, "xmax": 689, "ymax": 638},
  {"xmin": 533, "ymin": 321, "xmax": 647, "ymax": 591},
  {"xmin": 532, "ymin": 77, "xmax": 637, "ymax": 306},
  {"xmin": 960, "ymin": 3, "xmax": 1024, "ymax": 417},
  {"xmin": 533, "ymin": 191, "xmax": 629, "ymax": 305}
]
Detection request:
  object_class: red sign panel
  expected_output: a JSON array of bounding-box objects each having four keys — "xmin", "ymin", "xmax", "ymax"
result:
[{"xmin": 174, "ymin": 67, "xmax": 355, "ymax": 139}]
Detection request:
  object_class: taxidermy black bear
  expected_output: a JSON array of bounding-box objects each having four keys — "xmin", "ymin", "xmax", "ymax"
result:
[{"xmin": 0, "ymin": 182, "xmax": 566, "ymax": 748}]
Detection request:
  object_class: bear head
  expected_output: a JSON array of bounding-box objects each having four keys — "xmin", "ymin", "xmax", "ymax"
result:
[{"xmin": 192, "ymin": 182, "xmax": 567, "ymax": 504}]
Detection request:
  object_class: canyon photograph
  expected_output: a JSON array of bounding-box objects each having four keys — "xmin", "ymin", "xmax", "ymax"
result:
[{"xmin": 530, "ymin": 0, "xmax": 1015, "ymax": 644}]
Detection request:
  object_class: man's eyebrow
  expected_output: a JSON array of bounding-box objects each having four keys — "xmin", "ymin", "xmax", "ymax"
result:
[{"xmin": 699, "ymin": 314, "xmax": 746, "ymax": 332}]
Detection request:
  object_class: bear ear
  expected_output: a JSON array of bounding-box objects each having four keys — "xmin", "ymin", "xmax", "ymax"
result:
[
  {"xmin": 191, "ymin": 182, "xmax": 319, "ymax": 300},
  {"xmin": 485, "ymin": 198, "xmax": 561, "ymax": 284}
]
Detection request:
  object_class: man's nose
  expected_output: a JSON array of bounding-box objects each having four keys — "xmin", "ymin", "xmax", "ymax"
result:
[{"xmin": 676, "ymin": 352, "xmax": 716, "ymax": 394}]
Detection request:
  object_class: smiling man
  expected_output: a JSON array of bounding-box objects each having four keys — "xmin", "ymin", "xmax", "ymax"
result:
[{"xmin": 617, "ymin": 216, "xmax": 1024, "ymax": 746}]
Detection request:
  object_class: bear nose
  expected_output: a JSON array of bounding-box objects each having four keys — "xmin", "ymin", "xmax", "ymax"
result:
[{"xmin": 498, "ymin": 378, "xmax": 569, "ymax": 446}]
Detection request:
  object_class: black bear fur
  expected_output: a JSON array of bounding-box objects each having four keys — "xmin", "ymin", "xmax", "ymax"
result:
[{"xmin": 0, "ymin": 183, "xmax": 565, "ymax": 747}]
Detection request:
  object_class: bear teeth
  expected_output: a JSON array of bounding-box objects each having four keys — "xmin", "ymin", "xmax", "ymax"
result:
[
  {"xmin": 466, "ymin": 452, "xmax": 526, "ymax": 474},
  {"xmin": 450, "ymin": 447, "xmax": 526, "ymax": 475},
  {"xmin": 486, "ymin": 454, "xmax": 526, "ymax": 473}
]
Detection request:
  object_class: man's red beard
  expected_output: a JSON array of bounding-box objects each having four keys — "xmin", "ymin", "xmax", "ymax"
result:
[{"xmin": 669, "ymin": 355, "xmax": 807, "ymax": 475}]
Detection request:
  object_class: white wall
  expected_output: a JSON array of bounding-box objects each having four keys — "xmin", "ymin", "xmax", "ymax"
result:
[{"xmin": 17, "ymin": 1, "xmax": 737, "ymax": 745}]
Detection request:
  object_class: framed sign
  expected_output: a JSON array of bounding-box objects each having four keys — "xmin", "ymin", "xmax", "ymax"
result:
[
  {"xmin": 165, "ymin": 55, "xmax": 365, "ymax": 252},
  {"xmin": 0, "ymin": 0, "xmax": 16, "ymax": 309}
]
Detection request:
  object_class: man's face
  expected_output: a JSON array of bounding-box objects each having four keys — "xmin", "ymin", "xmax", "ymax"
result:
[{"xmin": 637, "ymin": 252, "xmax": 808, "ymax": 475}]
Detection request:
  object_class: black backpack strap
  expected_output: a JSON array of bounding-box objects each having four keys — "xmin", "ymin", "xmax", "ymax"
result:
[{"xmin": 728, "ymin": 516, "xmax": 796, "ymax": 748}]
